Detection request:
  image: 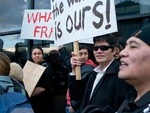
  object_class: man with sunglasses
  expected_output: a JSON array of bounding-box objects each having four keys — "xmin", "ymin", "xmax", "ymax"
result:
[{"xmin": 70, "ymin": 34, "xmax": 134, "ymax": 113}]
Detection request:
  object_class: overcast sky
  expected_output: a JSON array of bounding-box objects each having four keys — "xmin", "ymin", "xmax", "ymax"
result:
[{"xmin": 0, "ymin": 0, "xmax": 51, "ymax": 48}]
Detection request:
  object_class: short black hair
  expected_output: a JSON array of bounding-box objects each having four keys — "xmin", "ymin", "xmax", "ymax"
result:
[
  {"xmin": 116, "ymin": 37, "xmax": 127, "ymax": 50},
  {"xmin": 93, "ymin": 34, "xmax": 116, "ymax": 48},
  {"xmin": 79, "ymin": 45, "xmax": 90, "ymax": 53},
  {"xmin": 31, "ymin": 46, "xmax": 44, "ymax": 55},
  {"xmin": 47, "ymin": 50, "xmax": 60, "ymax": 64}
]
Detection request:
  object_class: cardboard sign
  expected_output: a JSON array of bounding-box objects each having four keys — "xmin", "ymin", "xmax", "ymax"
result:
[
  {"xmin": 21, "ymin": 10, "xmax": 54, "ymax": 41},
  {"xmin": 23, "ymin": 61, "xmax": 46, "ymax": 97},
  {"xmin": 51, "ymin": 0, "xmax": 118, "ymax": 46},
  {"xmin": 79, "ymin": 37, "xmax": 93, "ymax": 44}
]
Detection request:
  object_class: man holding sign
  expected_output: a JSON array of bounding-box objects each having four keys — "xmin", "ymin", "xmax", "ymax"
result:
[{"xmin": 70, "ymin": 34, "xmax": 134, "ymax": 113}]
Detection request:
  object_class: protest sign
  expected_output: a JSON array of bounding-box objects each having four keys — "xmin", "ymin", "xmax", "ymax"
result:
[
  {"xmin": 23, "ymin": 61, "xmax": 46, "ymax": 97},
  {"xmin": 21, "ymin": 10, "xmax": 54, "ymax": 41},
  {"xmin": 79, "ymin": 37, "xmax": 93, "ymax": 44},
  {"xmin": 51, "ymin": 0, "xmax": 118, "ymax": 46}
]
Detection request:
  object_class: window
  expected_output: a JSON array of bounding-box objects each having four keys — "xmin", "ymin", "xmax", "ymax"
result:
[
  {"xmin": 0, "ymin": 0, "xmax": 51, "ymax": 48},
  {"xmin": 115, "ymin": 0, "xmax": 150, "ymax": 16}
]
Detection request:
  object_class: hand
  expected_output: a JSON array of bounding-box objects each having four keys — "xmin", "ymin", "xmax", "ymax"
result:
[
  {"xmin": 68, "ymin": 105, "xmax": 75, "ymax": 113},
  {"xmin": 58, "ymin": 45, "xmax": 63, "ymax": 49},
  {"xmin": 31, "ymin": 87, "xmax": 45, "ymax": 96},
  {"xmin": 70, "ymin": 52, "xmax": 81, "ymax": 72}
]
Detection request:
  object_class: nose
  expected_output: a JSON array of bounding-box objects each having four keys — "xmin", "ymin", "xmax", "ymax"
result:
[
  {"xmin": 97, "ymin": 48, "xmax": 103, "ymax": 52},
  {"xmin": 119, "ymin": 48, "xmax": 127, "ymax": 58}
]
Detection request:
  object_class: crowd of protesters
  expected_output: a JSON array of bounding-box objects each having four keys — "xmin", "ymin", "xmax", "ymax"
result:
[{"xmin": 0, "ymin": 24, "xmax": 150, "ymax": 113}]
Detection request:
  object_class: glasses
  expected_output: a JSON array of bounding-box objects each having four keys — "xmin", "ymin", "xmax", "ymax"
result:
[{"xmin": 93, "ymin": 45, "xmax": 112, "ymax": 51}]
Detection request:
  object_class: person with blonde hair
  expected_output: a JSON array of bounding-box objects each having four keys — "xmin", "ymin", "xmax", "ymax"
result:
[
  {"xmin": 0, "ymin": 52, "xmax": 34, "ymax": 113},
  {"xmin": 9, "ymin": 62, "xmax": 23, "ymax": 82}
]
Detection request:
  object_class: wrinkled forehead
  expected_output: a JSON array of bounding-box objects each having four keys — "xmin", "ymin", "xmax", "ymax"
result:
[{"xmin": 127, "ymin": 36, "xmax": 150, "ymax": 47}]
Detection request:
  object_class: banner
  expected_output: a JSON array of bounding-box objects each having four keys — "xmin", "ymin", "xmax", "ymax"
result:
[
  {"xmin": 51, "ymin": 0, "xmax": 118, "ymax": 45},
  {"xmin": 21, "ymin": 10, "xmax": 54, "ymax": 41}
]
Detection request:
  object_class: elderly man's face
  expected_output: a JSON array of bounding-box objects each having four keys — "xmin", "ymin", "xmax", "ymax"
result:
[{"xmin": 119, "ymin": 36, "xmax": 150, "ymax": 85}]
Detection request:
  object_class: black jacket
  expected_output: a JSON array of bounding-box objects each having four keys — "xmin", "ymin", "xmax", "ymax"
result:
[
  {"xmin": 79, "ymin": 59, "xmax": 134, "ymax": 112},
  {"xmin": 59, "ymin": 47, "xmax": 72, "ymax": 71},
  {"xmin": 29, "ymin": 61, "xmax": 54, "ymax": 113},
  {"xmin": 69, "ymin": 63, "xmax": 96, "ymax": 110},
  {"xmin": 117, "ymin": 90, "xmax": 150, "ymax": 113}
]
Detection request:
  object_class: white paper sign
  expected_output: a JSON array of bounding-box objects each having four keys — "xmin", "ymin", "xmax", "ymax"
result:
[
  {"xmin": 79, "ymin": 37, "xmax": 93, "ymax": 44},
  {"xmin": 51, "ymin": 0, "xmax": 118, "ymax": 46},
  {"xmin": 23, "ymin": 61, "xmax": 46, "ymax": 97},
  {"xmin": 21, "ymin": 10, "xmax": 54, "ymax": 41}
]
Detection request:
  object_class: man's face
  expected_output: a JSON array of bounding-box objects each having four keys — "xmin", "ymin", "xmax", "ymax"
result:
[
  {"xmin": 93, "ymin": 40, "xmax": 115, "ymax": 67},
  {"xmin": 79, "ymin": 49, "xmax": 89, "ymax": 64},
  {"xmin": 119, "ymin": 36, "xmax": 150, "ymax": 85}
]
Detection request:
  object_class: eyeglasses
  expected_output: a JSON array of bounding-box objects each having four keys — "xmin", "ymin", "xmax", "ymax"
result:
[{"xmin": 93, "ymin": 45, "xmax": 112, "ymax": 51}]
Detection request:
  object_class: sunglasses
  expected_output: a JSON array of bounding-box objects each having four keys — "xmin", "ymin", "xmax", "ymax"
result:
[{"xmin": 93, "ymin": 45, "xmax": 112, "ymax": 51}]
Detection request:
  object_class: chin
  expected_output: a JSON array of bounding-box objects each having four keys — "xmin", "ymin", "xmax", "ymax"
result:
[
  {"xmin": 96, "ymin": 59, "xmax": 104, "ymax": 63},
  {"xmin": 119, "ymin": 74, "xmax": 132, "ymax": 84},
  {"xmin": 118, "ymin": 72, "xmax": 127, "ymax": 80}
]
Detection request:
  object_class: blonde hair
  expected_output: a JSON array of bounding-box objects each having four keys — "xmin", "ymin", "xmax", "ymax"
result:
[
  {"xmin": 0, "ymin": 52, "xmax": 11, "ymax": 75},
  {"xmin": 9, "ymin": 62, "xmax": 23, "ymax": 81}
]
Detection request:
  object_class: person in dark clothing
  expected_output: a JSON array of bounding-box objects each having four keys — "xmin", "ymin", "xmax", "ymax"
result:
[
  {"xmin": 29, "ymin": 46, "xmax": 54, "ymax": 113},
  {"xmin": 116, "ymin": 24, "xmax": 150, "ymax": 113},
  {"xmin": 0, "ymin": 52, "xmax": 34, "ymax": 113},
  {"xmin": 59, "ymin": 45, "xmax": 97, "ymax": 113},
  {"xmin": 67, "ymin": 45, "xmax": 97, "ymax": 113},
  {"xmin": 58, "ymin": 46, "xmax": 72, "ymax": 72},
  {"xmin": 46, "ymin": 49, "xmax": 69, "ymax": 95},
  {"xmin": 70, "ymin": 34, "xmax": 134, "ymax": 113},
  {"xmin": 14, "ymin": 42, "xmax": 27, "ymax": 68},
  {"xmin": 114, "ymin": 37, "xmax": 127, "ymax": 60}
]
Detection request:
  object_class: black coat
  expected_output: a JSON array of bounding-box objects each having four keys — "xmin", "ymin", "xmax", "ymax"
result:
[
  {"xmin": 79, "ymin": 59, "xmax": 134, "ymax": 112},
  {"xmin": 117, "ymin": 90, "xmax": 150, "ymax": 113},
  {"xmin": 29, "ymin": 61, "xmax": 54, "ymax": 113},
  {"xmin": 69, "ymin": 64, "xmax": 96, "ymax": 110}
]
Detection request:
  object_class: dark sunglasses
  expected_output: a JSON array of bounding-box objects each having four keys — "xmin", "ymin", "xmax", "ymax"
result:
[{"xmin": 93, "ymin": 45, "xmax": 112, "ymax": 51}]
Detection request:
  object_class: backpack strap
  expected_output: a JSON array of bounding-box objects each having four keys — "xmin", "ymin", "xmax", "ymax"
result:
[
  {"xmin": 10, "ymin": 78, "xmax": 23, "ymax": 92},
  {"xmin": 0, "ymin": 86, "xmax": 6, "ymax": 95}
]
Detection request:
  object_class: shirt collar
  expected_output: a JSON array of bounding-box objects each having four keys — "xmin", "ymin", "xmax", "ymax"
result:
[
  {"xmin": 127, "ymin": 90, "xmax": 150, "ymax": 109},
  {"xmin": 94, "ymin": 59, "xmax": 115, "ymax": 74},
  {"xmin": 135, "ymin": 91, "xmax": 150, "ymax": 107}
]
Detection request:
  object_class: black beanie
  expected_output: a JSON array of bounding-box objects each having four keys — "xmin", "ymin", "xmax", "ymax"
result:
[{"xmin": 131, "ymin": 24, "xmax": 150, "ymax": 45}]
